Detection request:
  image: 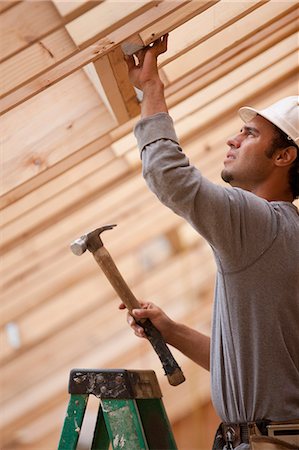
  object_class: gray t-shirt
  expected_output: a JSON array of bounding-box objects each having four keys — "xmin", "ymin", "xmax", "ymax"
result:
[{"xmin": 134, "ymin": 113, "xmax": 299, "ymax": 423}]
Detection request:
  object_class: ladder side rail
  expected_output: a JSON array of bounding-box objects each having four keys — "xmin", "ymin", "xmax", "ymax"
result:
[{"xmin": 58, "ymin": 393, "xmax": 89, "ymax": 450}]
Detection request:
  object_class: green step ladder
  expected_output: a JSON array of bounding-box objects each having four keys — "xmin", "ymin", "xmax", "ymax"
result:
[{"xmin": 58, "ymin": 369, "xmax": 178, "ymax": 450}]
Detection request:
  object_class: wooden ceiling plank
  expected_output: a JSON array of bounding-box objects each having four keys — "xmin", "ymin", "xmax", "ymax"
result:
[
  {"xmin": 140, "ymin": 0, "xmax": 257, "ymax": 55},
  {"xmin": 52, "ymin": 0, "xmax": 102, "ymax": 23},
  {"xmin": 0, "ymin": 28, "xmax": 78, "ymax": 97},
  {"xmin": 0, "ymin": 133, "xmax": 114, "ymax": 209},
  {"xmin": 0, "ymin": 0, "xmax": 103, "ymax": 62},
  {"xmin": 0, "ymin": 1, "xmax": 64, "ymax": 62},
  {"xmin": 165, "ymin": 8, "xmax": 299, "ymax": 106},
  {"xmin": 65, "ymin": 0, "xmax": 155, "ymax": 47},
  {"xmin": 1, "ymin": 147, "xmax": 115, "ymax": 226},
  {"xmin": 156, "ymin": 0, "xmax": 270, "ymax": 67},
  {"xmin": 1, "ymin": 71, "xmax": 116, "ymax": 195},
  {"xmin": 0, "ymin": 1, "xmax": 157, "ymax": 98},
  {"xmin": 163, "ymin": 2, "xmax": 298, "ymax": 82},
  {"xmin": 170, "ymin": 33, "xmax": 298, "ymax": 123},
  {"xmin": 0, "ymin": 0, "xmax": 216, "ymax": 115},
  {"xmin": 1, "ymin": 158, "xmax": 130, "ymax": 252},
  {"xmin": 138, "ymin": 0, "xmax": 218, "ymax": 47}
]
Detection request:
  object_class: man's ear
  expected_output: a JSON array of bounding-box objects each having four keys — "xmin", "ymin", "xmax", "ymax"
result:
[{"xmin": 274, "ymin": 146, "xmax": 298, "ymax": 168}]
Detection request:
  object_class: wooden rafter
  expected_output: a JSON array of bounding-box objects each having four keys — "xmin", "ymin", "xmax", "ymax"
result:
[{"xmin": 0, "ymin": 1, "xmax": 217, "ymax": 115}]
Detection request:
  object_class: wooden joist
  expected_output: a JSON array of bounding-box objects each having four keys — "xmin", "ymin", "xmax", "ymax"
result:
[
  {"xmin": 165, "ymin": 7, "xmax": 299, "ymax": 106},
  {"xmin": 90, "ymin": 46, "xmax": 140, "ymax": 124},
  {"xmin": 163, "ymin": 1, "xmax": 299, "ymax": 81},
  {"xmin": 0, "ymin": 1, "xmax": 217, "ymax": 115}
]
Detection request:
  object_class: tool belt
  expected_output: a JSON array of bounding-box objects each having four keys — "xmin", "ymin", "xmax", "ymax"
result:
[{"xmin": 212, "ymin": 419, "xmax": 299, "ymax": 449}]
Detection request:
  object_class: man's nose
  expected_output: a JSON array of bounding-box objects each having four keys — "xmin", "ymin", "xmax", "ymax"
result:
[{"xmin": 226, "ymin": 135, "xmax": 241, "ymax": 148}]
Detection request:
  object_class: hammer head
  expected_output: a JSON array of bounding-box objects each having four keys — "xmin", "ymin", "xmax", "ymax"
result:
[{"xmin": 70, "ymin": 224, "xmax": 117, "ymax": 255}]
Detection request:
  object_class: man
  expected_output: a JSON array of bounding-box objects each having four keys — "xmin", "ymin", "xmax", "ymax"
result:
[{"xmin": 120, "ymin": 35, "xmax": 299, "ymax": 449}]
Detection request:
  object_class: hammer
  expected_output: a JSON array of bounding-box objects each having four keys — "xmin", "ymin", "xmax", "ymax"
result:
[{"xmin": 70, "ymin": 224, "xmax": 185, "ymax": 386}]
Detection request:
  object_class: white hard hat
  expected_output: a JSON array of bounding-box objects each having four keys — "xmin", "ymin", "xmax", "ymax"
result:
[{"xmin": 239, "ymin": 96, "xmax": 299, "ymax": 146}]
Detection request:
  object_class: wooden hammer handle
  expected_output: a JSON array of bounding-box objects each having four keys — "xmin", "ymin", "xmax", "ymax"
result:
[
  {"xmin": 93, "ymin": 246, "xmax": 185, "ymax": 386},
  {"xmin": 93, "ymin": 246, "xmax": 140, "ymax": 313}
]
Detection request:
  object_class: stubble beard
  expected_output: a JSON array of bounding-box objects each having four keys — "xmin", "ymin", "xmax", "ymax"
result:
[{"xmin": 221, "ymin": 168, "xmax": 234, "ymax": 184}]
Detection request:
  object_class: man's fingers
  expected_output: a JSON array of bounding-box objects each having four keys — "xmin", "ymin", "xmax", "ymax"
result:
[{"xmin": 127, "ymin": 312, "xmax": 146, "ymax": 338}]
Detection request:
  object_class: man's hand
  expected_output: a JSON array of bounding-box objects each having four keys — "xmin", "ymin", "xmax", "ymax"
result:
[
  {"xmin": 124, "ymin": 35, "xmax": 169, "ymax": 117},
  {"xmin": 119, "ymin": 300, "xmax": 211, "ymax": 371},
  {"xmin": 124, "ymin": 34, "xmax": 168, "ymax": 92},
  {"xmin": 119, "ymin": 300, "xmax": 173, "ymax": 341}
]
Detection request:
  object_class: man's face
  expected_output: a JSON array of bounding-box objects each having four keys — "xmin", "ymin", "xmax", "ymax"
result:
[{"xmin": 221, "ymin": 115, "xmax": 277, "ymax": 191}]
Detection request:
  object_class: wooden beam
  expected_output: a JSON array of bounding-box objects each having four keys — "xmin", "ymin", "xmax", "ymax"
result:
[
  {"xmin": 52, "ymin": 0, "xmax": 102, "ymax": 23},
  {"xmin": 65, "ymin": 0, "xmax": 156, "ymax": 48},
  {"xmin": 0, "ymin": 1, "xmax": 64, "ymax": 61},
  {"xmin": 0, "ymin": 0, "xmax": 101, "ymax": 62},
  {"xmin": 0, "ymin": 28, "xmax": 78, "ymax": 97},
  {"xmin": 171, "ymin": 33, "xmax": 298, "ymax": 121},
  {"xmin": 1, "ymin": 146, "xmax": 114, "ymax": 224},
  {"xmin": 0, "ymin": 0, "xmax": 217, "ymax": 115},
  {"xmin": 0, "ymin": 133, "xmax": 114, "ymax": 209},
  {"xmin": 163, "ymin": 2, "xmax": 298, "ymax": 82},
  {"xmin": 91, "ymin": 46, "xmax": 140, "ymax": 124},
  {"xmin": 0, "ymin": 70, "xmax": 116, "ymax": 195},
  {"xmin": 1, "ymin": 157, "xmax": 130, "ymax": 253},
  {"xmin": 156, "ymin": 0, "xmax": 270, "ymax": 66},
  {"xmin": 164, "ymin": 8, "xmax": 299, "ymax": 106}
]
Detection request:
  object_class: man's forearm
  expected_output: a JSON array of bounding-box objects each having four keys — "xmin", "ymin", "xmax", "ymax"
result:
[
  {"xmin": 141, "ymin": 81, "xmax": 168, "ymax": 118},
  {"xmin": 164, "ymin": 321, "xmax": 210, "ymax": 371}
]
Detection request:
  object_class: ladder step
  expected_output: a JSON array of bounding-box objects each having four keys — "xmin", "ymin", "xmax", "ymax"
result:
[{"xmin": 58, "ymin": 369, "xmax": 178, "ymax": 450}]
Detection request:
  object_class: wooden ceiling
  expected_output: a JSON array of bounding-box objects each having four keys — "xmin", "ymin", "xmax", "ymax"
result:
[{"xmin": 1, "ymin": 1, "xmax": 298, "ymax": 448}]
